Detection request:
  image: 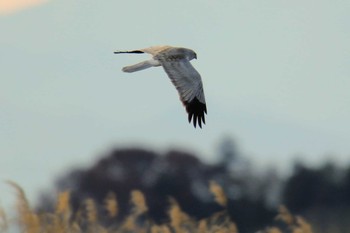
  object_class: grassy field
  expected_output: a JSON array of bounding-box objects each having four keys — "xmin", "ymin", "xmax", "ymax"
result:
[{"xmin": 0, "ymin": 181, "xmax": 313, "ymax": 233}]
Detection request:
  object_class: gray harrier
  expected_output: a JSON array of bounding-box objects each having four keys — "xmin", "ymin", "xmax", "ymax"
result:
[{"xmin": 114, "ymin": 45, "xmax": 207, "ymax": 128}]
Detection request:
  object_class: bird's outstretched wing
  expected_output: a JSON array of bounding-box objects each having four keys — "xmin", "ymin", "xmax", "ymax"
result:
[{"xmin": 155, "ymin": 53, "xmax": 207, "ymax": 128}]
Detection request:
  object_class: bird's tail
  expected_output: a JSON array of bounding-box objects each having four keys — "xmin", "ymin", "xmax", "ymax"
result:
[
  {"xmin": 122, "ymin": 60, "xmax": 159, "ymax": 73},
  {"xmin": 114, "ymin": 50, "xmax": 144, "ymax": 54}
]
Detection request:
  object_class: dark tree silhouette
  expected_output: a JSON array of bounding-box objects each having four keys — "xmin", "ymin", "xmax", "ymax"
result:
[
  {"xmin": 37, "ymin": 138, "xmax": 350, "ymax": 233},
  {"xmin": 282, "ymin": 161, "xmax": 350, "ymax": 232},
  {"xmin": 39, "ymin": 143, "xmax": 276, "ymax": 233}
]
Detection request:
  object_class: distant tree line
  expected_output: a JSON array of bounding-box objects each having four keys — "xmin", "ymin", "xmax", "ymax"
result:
[{"xmin": 38, "ymin": 138, "xmax": 350, "ymax": 233}]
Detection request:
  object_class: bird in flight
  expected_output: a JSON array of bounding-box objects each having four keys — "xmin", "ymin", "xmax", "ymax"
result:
[{"xmin": 114, "ymin": 45, "xmax": 207, "ymax": 128}]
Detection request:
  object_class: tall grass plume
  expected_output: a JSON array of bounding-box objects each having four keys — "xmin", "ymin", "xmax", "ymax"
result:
[
  {"xmin": 1, "ymin": 181, "xmax": 315, "ymax": 233},
  {"xmin": 209, "ymin": 181, "xmax": 227, "ymax": 207}
]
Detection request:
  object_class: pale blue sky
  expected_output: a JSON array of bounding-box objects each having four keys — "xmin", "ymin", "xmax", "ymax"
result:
[{"xmin": 1, "ymin": 0, "xmax": 350, "ymax": 209}]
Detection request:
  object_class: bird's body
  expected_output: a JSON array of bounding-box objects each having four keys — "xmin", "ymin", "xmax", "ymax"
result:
[{"xmin": 114, "ymin": 45, "xmax": 207, "ymax": 128}]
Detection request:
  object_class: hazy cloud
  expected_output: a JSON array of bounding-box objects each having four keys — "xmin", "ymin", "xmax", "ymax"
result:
[{"xmin": 0, "ymin": 0, "xmax": 48, "ymax": 15}]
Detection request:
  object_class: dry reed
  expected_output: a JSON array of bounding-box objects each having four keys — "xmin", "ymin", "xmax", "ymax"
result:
[
  {"xmin": 104, "ymin": 192, "xmax": 118, "ymax": 218},
  {"xmin": 209, "ymin": 180, "xmax": 227, "ymax": 207},
  {"xmin": 1, "ymin": 181, "xmax": 315, "ymax": 233},
  {"xmin": 0, "ymin": 206, "xmax": 8, "ymax": 233}
]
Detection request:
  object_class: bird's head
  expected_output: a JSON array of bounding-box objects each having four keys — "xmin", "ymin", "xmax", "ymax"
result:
[{"xmin": 187, "ymin": 50, "xmax": 197, "ymax": 60}]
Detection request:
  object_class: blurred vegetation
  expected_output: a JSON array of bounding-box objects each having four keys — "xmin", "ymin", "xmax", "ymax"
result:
[
  {"xmin": 1, "ymin": 181, "xmax": 313, "ymax": 233},
  {"xmin": 38, "ymin": 141, "xmax": 277, "ymax": 232},
  {"xmin": 1, "ymin": 137, "xmax": 350, "ymax": 232}
]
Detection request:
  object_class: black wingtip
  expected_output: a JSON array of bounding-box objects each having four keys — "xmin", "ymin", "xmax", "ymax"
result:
[
  {"xmin": 114, "ymin": 50, "xmax": 144, "ymax": 54},
  {"xmin": 184, "ymin": 98, "xmax": 207, "ymax": 129}
]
